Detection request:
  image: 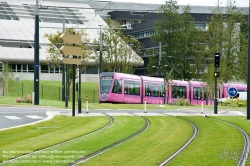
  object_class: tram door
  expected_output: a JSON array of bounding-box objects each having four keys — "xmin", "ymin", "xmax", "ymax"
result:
[
  {"xmin": 124, "ymin": 80, "xmax": 129, "ymax": 103},
  {"xmin": 144, "ymin": 83, "xmax": 152, "ymax": 103}
]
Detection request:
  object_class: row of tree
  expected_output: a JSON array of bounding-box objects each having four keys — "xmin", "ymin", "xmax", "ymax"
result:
[{"xmin": 149, "ymin": 0, "xmax": 248, "ymax": 86}]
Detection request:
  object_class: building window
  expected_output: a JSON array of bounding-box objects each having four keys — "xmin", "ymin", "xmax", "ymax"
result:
[
  {"xmin": 23, "ymin": 64, "xmax": 28, "ymax": 73},
  {"xmin": 17, "ymin": 64, "xmax": 21, "ymax": 72},
  {"xmin": 41, "ymin": 65, "xmax": 48, "ymax": 73},
  {"xmin": 28, "ymin": 64, "xmax": 34, "ymax": 73}
]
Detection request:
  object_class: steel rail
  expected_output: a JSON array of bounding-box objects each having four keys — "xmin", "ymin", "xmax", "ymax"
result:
[
  {"xmin": 159, "ymin": 117, "xmax": 199, "ymax": 166},
  {"xmin": 211, "ymin": 117, "xmax": 249, "ymax": 166},
  {"xmin": 69, "ymin": 116, "xmax": 150, "ymax": 166}
]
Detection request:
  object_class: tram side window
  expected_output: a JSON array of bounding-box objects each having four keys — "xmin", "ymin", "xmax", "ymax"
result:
[
  {"xmin": 112, "ymin": 80, "xmax": 122, "ymax": 94},
  {"xmin": 172, "ymin": 85, "xmax": 186, "ymax": 99},
  {"xmin": 152, "ymin": 83, "xmax": 159, "ymax": 97},
  {"xmin": 145, "ymin": 83, "xmax": 151, "ymax": 96},
  {"xmin": 124, "ymin": 80, "xmax": 129, "ymax": 94},
  {"xmin": 193, "ymin": 87, "xmax": 202, "ymax": 99},
  {"xmin": 128, "ymin": 80, "xmax": 140, "ymax": 96},
  {"xmin": 160, "ymin": 84, "xmax": 165, "ymax": 97}
]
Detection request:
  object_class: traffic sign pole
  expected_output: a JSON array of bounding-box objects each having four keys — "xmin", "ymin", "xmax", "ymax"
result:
[
  {"xmin": 60, "ymin": 33, "xmax": 82, "ymax": 117},
  {"xmin": 214, "ymin": 67, "xmax": 218, "ymax": 114},
  {"xmin": 228, "ymin": 87, "xmax": 238, "ymax": 109},
  {"xmin": 214, "ymin": 52, "xmax": 220, "ymax": 114}
]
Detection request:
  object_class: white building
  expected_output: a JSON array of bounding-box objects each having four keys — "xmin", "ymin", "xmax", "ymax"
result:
[{"xmin": 0, "ymin": 0, "xmax": 143, "ymax": 81}]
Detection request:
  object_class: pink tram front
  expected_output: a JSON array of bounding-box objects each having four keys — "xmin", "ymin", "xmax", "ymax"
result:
[{"xmin": 99, "ymin": 72, "xmax": 166, "ymax": 104}]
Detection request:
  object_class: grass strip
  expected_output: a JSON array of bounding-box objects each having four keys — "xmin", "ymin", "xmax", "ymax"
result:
[
  {"xmin": 214, "ymin": 116, "xmax": 250, "ymax": 165},
  {"xmin": 79, "ymin": 116, "xmax": 193, "ymax": 166},
  {"xmin": 0, "ymin": 116, "xmax": 110, "ymax": 163},
  {"xmin": 4, "ymin": 116, "xmax": 145, "ymax": 166},
  {"xmin": 167, "ymin": 116, "xmax": 244, "ymax": 166}
]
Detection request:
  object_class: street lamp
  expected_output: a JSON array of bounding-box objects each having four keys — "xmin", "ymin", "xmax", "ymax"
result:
[
  {"xmin": 99, "ymin": 25, "xmax": 102, "ymax": 75},
  {"xmin": 152, "ymin": 65, "xmax": 168, "ymax": 77}
]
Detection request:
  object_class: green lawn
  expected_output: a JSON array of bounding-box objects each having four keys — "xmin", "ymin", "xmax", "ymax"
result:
[
  {"xmin": 9, "ymin": 80, "xmax": 98, "ymax": 103},
  {"xmin": 3, "ymin": 116, "xmax": 146, "ymax": 166},
  {"xmin": 80, "ymin": 116, "xmax": 193, "ymax": 166},
  {"xmin": 214, "ymin": 116, "xmax": 250, "ymax": 165},
  {"xmin": 0, "ymin": 116, "xmax": 110, "ymax": 163},
  {"xmin": 167, "ymin": 116, "xmax": 244, "ymax": 166},
  {"xmin": 1, "ymin": 116, "xmax": 249, "ymax": 165}
]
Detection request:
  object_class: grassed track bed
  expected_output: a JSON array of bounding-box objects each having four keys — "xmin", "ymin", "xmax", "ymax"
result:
[
  {"xmin": 79, "ymin": 116, "xmax": 193, "ymax": 166},
  {"xmin": 0, "ymin": 116, "xmax": 110, "ymax": 163},
  {"xmin": 167, "ymin": 116, "xmax": 244, "ymax": 166},
  {"xmin": 3, "ymin": 116, "xmax": 145, "ymax": 166},
  {"xmin": 214, "ymin": 116, "xmax": 250, "ymax": 165}
]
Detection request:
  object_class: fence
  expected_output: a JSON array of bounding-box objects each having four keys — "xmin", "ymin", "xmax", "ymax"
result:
[{"xmin": 10, "ymin": 83, "xmax": 99, "ymax": 103}]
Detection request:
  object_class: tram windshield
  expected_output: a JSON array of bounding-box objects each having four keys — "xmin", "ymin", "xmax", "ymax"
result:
[{"xmin": 100, "ymin": 76, "xmax": 113, "ymax": 93}]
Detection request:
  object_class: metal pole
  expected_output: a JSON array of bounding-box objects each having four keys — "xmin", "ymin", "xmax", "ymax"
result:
[
  {"xmin": 62, "ymin": 20, "xmax": 65, "ymax": 101},
  {"xmin": 34, "ymin": 0, "xmax": 39, "ymax": 105},
  {"xmin": 247, "ymin": 0, "xmax": 250, "ymax": 119},
  {"xmin": 159, "ymin": 42, "xmax": 161, "ymax": 78},
  {"xmin": 214, "ymin": 67, "xmax": 218, "ymax": 114},
  {"xmin": 78, "ymin": 65, "xmax": 82, "ymax": 114},
  {"xmin": 65, "ymin": 64, "xmax": 68, "ymax": 108},
  {"xmin": 72, "ymin": 64, "xmax": 75, "ymax": 116},
  {"xmin": 99, "ymin": 25, "xmax": 102, "ymax": 75}
]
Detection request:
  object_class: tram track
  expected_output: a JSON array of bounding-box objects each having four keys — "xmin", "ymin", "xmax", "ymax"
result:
[
  {"xmin": 68, "ymin": 115, "xmax": 150, "ymax": 166},
  {"xmin": 211, "ymin": 117, "xmax": 250, "ymax": 166},
  {"xmin": 159, "ymin": 116, "xmax": 199, "ymax": 166},
  {"xmin": 0, "ymin": 113, "xmax": 114, "ymax": 165}
]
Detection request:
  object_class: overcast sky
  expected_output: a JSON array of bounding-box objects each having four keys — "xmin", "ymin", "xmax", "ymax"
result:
[{"xmin": 112, "ymin": 0, "xmax": 248, "ymax": 7}]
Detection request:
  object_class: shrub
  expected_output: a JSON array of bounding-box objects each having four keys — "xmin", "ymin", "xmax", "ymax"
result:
[
  {"xmin": 221, "ymin": 99, "xmax": 247, "ymax": 107},
  {"xmin": 16, "ymin": 94, "xmax": 32, "ymax": 104},
  {"xmin": 174, "ymin": 98, "xmax": 191, "ymax": 106}
]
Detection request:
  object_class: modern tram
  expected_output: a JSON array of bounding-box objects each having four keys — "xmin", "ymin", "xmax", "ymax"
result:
[{"xmin": 99, "ymin": 72, "xmax": 247, "ymax": 105}]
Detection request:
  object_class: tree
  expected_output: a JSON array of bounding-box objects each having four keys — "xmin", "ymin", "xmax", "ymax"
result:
[
  {"xmin": 235, "ymin": 16, "xmax": 248, "ymax": 83},
  {"xmin": 177, "ymin": 5, "xmax": 197, "ymax": 80},
  {"xmin": 92, "ymin": 19, "xmax": 143, "ymax": 74},
  {"xmin": 206, "ymin": 1, "xmax": 247, "ymax": 83},
  {"xmin": 150, "ymin": 0, "xmax": 197, "ymax": 80},
  {"xmin": 0, "ymin": 62, "xmax": 14, "ymax": 96}
]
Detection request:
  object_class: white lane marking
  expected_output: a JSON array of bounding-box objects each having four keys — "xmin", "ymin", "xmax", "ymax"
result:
[
  {"xmin": 4, "ymin": 116, "xmax": 22, "ymax": 120},
  {"xmin": 26, "ymin": 115, "xmax": 43, "ymax": 119}
]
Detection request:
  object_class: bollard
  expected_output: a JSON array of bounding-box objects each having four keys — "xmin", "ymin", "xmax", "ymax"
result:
[
  {"xmin": 144, "ymin": 97, "xmax": 146, "ymax": 113},
  {"xmin": 86, "ymin": 96, "xmax": 88, "ymax": 113},
  {"xmin": 201, "ymin": 98, "xmax": 204, "ymax": 114}
]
